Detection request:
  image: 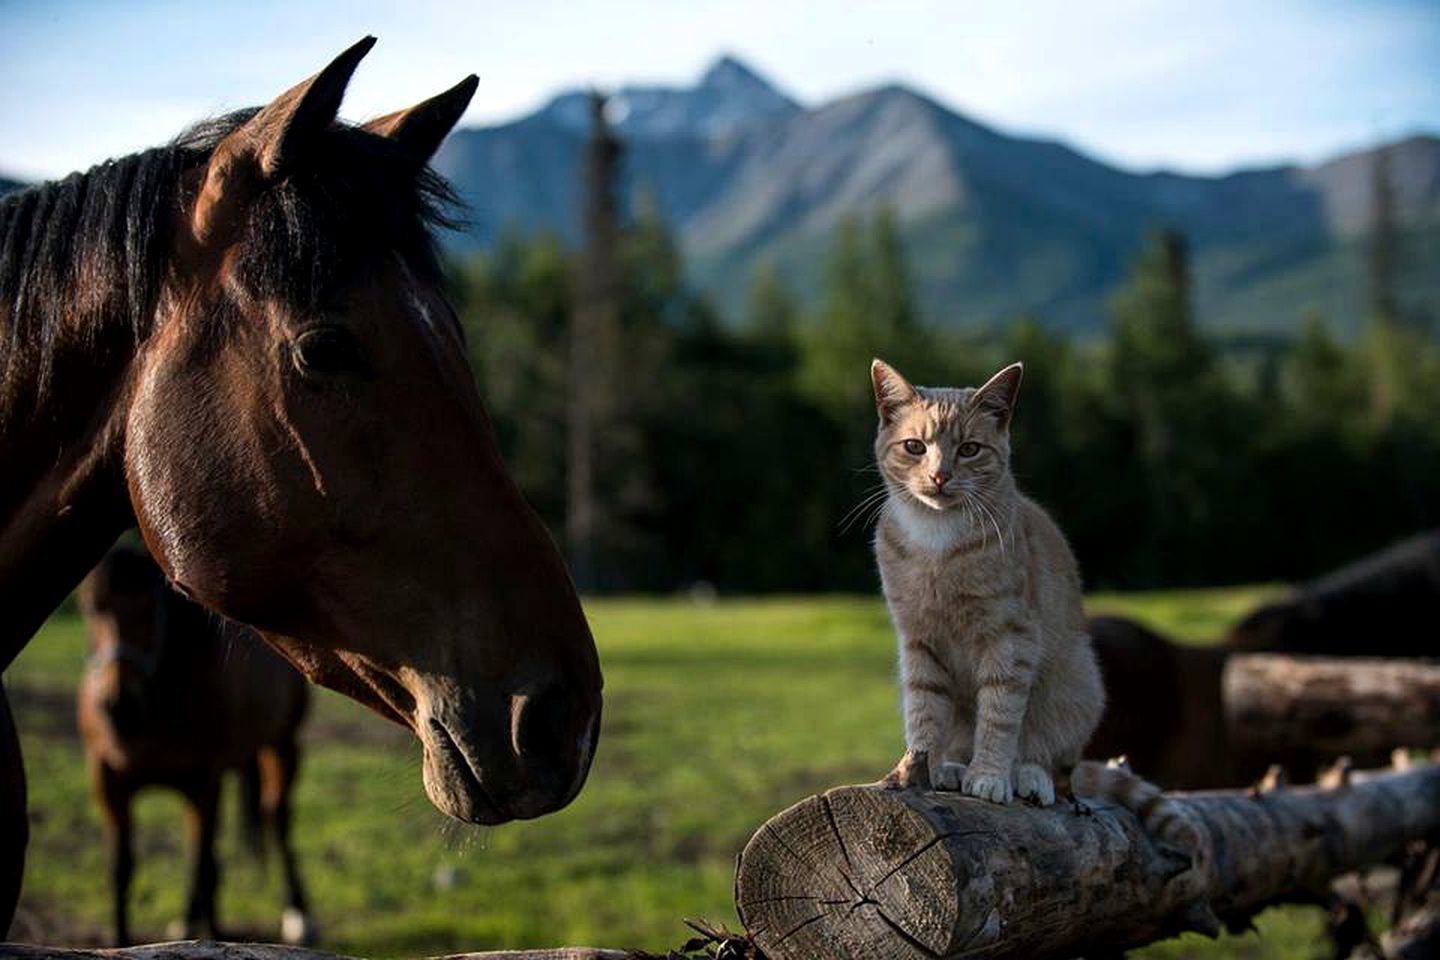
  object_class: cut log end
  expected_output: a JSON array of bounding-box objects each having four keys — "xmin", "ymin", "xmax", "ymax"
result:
[
  {"xmin": 736, "ymin": 788, "xmax": 960, "ymax": 959},
  {"xmin": 736, "ymin": 783, "xmax": 1193, "ymax": 960}
]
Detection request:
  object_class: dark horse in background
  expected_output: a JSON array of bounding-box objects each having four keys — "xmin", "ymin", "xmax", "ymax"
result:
[
  {"xmin": 1226, "ymin": 529, "xmax": 1440, "ymax": 656},
  {"xmin": 1087, "ymin": 529, "xmax": 1440, "ymax": 789},
  {"xmin": 0, "ymin": 38, "xmax": 603, "ymax": 934},
  {"xmin": 79, "ymin": 546, "xmax": 311, "ymax": 946}
]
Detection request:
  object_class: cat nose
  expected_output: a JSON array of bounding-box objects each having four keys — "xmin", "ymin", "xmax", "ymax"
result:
[{"xmin": 931, "ymin": 472, "xmax": 950, "ymax": 489}]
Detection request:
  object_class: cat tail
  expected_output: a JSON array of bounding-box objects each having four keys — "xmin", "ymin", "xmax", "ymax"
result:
[
  {"xmin": 1068, "ymin": 758, "xmax": 1202, "ymax": 865},
  {"xmin": 1068, "ymin": 759, "xmax": 1221, "ymax": 936}
]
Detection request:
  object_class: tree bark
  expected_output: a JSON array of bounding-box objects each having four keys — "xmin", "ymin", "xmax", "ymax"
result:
[
  {"xmin": 1225, "ymin": 655, "xmax": 1440, "ymax": 762},
  {"xmin": 735, "ymin": 764, "xmax": 1440, "ymax": 960}
]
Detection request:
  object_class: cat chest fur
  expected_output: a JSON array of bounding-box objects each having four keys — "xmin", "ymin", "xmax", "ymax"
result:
[{"xmin": 875, "ymin": 510, "xmax": 1031, "ymax": 665}]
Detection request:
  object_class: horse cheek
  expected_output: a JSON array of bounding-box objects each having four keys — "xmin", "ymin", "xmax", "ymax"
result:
[{"xmin": 124, "ymin": 365, "xmax": 317, "ymax": 623}]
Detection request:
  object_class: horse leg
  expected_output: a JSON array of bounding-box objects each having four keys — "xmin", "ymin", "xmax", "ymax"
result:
[
  {"xmin": 0, "ymin": 684, "xmax": 25, "ymax": 939},
  {"xmin": 93, "ymin": 762, "xmax": 135, "ymax": 946},
  {"xmin": 179, "ymin": 773, "xmax": 222, "ymax": 940},
  {"xmin": 262, "ymin": 742, "xmax": 316, "ymax": 945}
]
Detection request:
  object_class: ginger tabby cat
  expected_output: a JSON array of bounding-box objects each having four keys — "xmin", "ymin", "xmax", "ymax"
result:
[{"xmin": 870, "ymin": 359, "xmax": 1103, "ymax": 806}]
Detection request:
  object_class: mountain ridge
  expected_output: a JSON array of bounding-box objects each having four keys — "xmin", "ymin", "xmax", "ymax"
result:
[{"xmin": 432, "ymin": 56, "xmax": 1438, "ymax": 335}]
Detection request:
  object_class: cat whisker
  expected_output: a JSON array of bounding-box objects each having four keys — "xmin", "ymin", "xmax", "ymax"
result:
[
  {"xmin": 861, "ymin": 497, "xmax": 890, "ymax": 530},
  {"xmin": 967, "ymin": 498, "xmax": 993, "ymax": 552},
  {"xmin": 974, "ymin": 488, "xmax": 1009, "ymax": 538},
  {"xmin": 838, "ymin": 486, "xmax": 892, "ymax": 534},
  {"xmin": 971, "ymin": 490, "xmax": 1008, "ymax": 555},
  {"xmin": 962, "ymin": 498, "xmax": 982, "ymax": 548}
]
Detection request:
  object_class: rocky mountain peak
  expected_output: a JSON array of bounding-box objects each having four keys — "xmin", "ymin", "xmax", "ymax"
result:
[{"xmin": 538, "ymin": 54, "xmax": 797, "ymax": 140}]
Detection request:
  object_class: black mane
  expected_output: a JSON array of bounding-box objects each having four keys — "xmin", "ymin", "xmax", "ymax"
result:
[
  {"xmin": 0, "ymin": 145, "xmax": 184, "ymax": 403},
  {"xmin": 0, "ymin": 111, "xmax": 460, "ymax": 405}
]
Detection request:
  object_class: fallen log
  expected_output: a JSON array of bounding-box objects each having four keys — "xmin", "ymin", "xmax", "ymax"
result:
[
  {"xmin": 1089, "ymin": 633, "xmax": 1440, "ymax": 789},
  {"xmin": 1225, "ymin": 655, "xmax": 1440, "ymax": 761},
  {"xmin": 735, "ymin": 763, "xmax": 1440, "ymax": 960}
]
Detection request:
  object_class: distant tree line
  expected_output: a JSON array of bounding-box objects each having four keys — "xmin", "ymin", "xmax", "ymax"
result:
[{"xmin": 449, "ymin": 110, "xmax": 1440, "ymax": 593}]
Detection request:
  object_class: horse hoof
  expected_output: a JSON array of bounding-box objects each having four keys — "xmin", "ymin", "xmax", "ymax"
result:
[{"xmin": 282, "ymin": 907, "xmax": 318, "ymax": 945}]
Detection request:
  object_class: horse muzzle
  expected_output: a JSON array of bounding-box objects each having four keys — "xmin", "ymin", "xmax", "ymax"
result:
[{"xmin": 418, "ymin": 683, "xmax": 601, "ymax": 825}]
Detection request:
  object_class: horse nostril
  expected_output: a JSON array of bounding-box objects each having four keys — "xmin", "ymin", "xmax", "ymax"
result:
[{"xmin": 509, "ymin": 685, "xmax": 573, "ymax": 763}]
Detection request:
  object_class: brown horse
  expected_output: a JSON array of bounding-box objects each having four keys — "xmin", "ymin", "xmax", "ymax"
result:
[
  {"xmin": 0, "ymin": 38, "xmax": 602, "ymax": 934},
  {"xmin": 78, "ymin": 545, "xmax": 312, "ymax": 946},
  {"xmin": 1085, "ymin": 615, "xmax": 1239, "ymax": 789}
]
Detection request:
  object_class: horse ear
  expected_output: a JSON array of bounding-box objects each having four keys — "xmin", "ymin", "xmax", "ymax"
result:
[
  {"xmin": 364, "ymin": 75, "xmax": 478, "ymax": 164},
  {"xmin": 872, "ymin": 358, "xmax": 918, "ymax": 425},
  {"xmin": 973, "ymin": 362, "xmax": 1023, "ymax": 428},
  {"xmin": 191, "ymin": 36, "xmax": 376, "ymax": 247}
]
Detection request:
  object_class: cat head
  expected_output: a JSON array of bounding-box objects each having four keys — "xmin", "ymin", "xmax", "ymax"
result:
[{"xmin": 870, "ymin": 359, "xmax": 1023, "ymax": 513}]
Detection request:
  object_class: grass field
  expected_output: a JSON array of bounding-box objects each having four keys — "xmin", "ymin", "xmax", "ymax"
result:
[{"xmin": 6, "ymin": 586, "xmax": 1345, "ymax": 958}]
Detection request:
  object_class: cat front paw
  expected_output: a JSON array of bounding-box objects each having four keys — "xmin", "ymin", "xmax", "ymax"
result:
[
  {"xmin": 932, "ymin": 761, "xmax": 967, "ymax": 792},
  {"xmin": 962, "ymin": 767, "xmax": 1013, "ymax": 805},
  {"xmin": 880, "ymin": 749, "xmax": 931, "ymax": 791},
  {"xmin": 1014, "ymin": 763, "xmax": 1056, "ymax": 806}
]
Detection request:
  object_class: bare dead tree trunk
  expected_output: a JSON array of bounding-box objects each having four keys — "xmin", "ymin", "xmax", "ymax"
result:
[
  {"xmin": 1369, "ymin": 143, "xmax": 1399, "ymax": 329},
  {"xmin": 1225, "ymin": 655, "xmax": 1440, "ymax": 763},
  {"xmin": 567, "ymin": 91, "xmax": 622, "ymax": 593},
  {"xmin": 736, "ymin": 764, "xmax": 1440, "ymax": 960}
]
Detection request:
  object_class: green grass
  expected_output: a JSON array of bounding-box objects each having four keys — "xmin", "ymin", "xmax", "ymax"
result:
[{"xmin": 6, "ymin": 587, "xmax": 1348, "ymax": 958}]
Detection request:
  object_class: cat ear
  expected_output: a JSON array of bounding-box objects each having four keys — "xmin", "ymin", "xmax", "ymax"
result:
[
  {"xmin": 871, "ymin": 359, "xmax": 918, "ymax": 424},
  {"xmin": 974, "ymin": 362, "xmax": 1023, "ymax": 428}
]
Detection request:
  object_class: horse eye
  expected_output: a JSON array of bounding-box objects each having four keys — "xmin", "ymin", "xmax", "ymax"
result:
[
  {"xmin": 293, "ymin": 327, "xmax": 366, "ymax": 377},
  {"xmin": 958, "ymin": 441, "xmax": 981, "ymax": 458},
  {"xmin": 902, "ymin": 439, "xmax": 926, "ymax": 456}
]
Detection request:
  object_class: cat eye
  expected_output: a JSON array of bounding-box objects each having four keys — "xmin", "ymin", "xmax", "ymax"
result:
[
  {"xmin": 958, "ymin": 441, "xmax": 981, "ymax": 458},
  {"xmin": 902, "ymin": 439, "xmax": 926, "ymax": 456},
  {"xmin": 292, "ymin": 326, "xmax": 369, "ymax": 378}
]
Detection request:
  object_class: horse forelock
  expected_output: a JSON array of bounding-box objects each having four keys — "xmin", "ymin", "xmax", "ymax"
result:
[{"xmin": 218, "ymin": 118, "xmax": 462, "ymax": 314}]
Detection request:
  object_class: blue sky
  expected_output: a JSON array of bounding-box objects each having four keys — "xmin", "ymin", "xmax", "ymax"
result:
[{"xmin": 1, "ymin": 0, "xmax": 1437, "ymax": 182}]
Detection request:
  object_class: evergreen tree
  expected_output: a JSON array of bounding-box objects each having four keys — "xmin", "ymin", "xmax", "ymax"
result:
[
  {"xmin": 798, "ymin": 211, "xmax": 929, "ymax": 419},
  {"xmin": 1107, "ymin": 228, "xmax": 1235, "ymax": 583},
  {"xmin": 1286, "ymin": 311, "xmax": 1360, "ymax": 431},
  {"xmin": 744, "ymin": 260, "xmax": 799, "ymax": 349},
  {"xmin": 453, "ymin": 232, "xmax": 572, "ymax": 531},
  {"xmin": 868, "ymin": 209, "xmax": 916, "ymax": 338}
]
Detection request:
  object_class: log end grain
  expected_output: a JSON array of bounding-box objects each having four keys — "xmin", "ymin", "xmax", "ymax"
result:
[{"xmin": 736, "ymin": 786, "xmax": 958, "ymax": 960}]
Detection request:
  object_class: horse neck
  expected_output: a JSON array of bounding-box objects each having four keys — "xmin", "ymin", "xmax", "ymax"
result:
[{"xmin": 0, "ymin": 300, "xmax": 143, "ymax": 670}]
